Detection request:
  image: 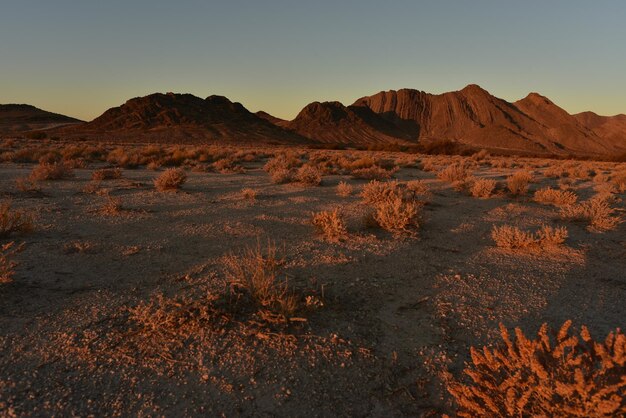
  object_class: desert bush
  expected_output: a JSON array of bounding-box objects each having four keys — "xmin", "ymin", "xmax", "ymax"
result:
[
  {"xmin": 296, "ymin": 164, "xmax": 322, "ymax": 186},
  {"xmin": 270, "ymin": 167, "xmax": 293, "ymax": 184},
  {"xmin": 15, "ymin": 177, "xmax": 41, "ymax": 193},
  {"xmin": 351, "ymin": 165, "xmax": 396, "ymax": 180},
  {"xmin": 107, "ymin": 147, "xmax": 142, "ymax": 168},
  {"xmin": 312, "ymin": 209, "xmax": 347, "ymax": 242},
  {"xmin": 223, "ymin": 242, "xmax": 298, "ymax": 317},
  {"xmin": 491, "ymin": 224, "xmax": 568, "ymax": 249},
  {"xmin": 507, "ymin": 170, "xmax": 533, "ymax": 195},
  {"xmin": 0, "ymin": 202, "xmax": 33, "ymax": 238},
  {"xmin": 437, "ymin": 163, "xmax": 470, "ymax": 183},
  {"xmin": 101, "ymin": 195, "xmax": 123, "ymax": 216},
  {"xmin": 446, "ymin": 321, "xmax": 626, "ymax": 417},
  {"xmin": 154, "ymin": 168, "xmax": 187, "ymax": 192},
  {"xmin": 361, "ymin": 180, "xmax": 400, "ymax": 204},
  {"xmin": 612, "ymin": 170, "xmax": 626, "ymax": 192},
  {"xmin": 372, "ymin": 195, "xmax": 419, "ymax": 233},
  {"xmin": 336, "ymin": 181, "xmax": 353, "ymax": 197},
  {"xmin": 213, "ymin": 158, "xmax": 244, "ymax": 174},
  {"xmin": 560, "ymin": 197, "xmax": 622, "ymax": 231},
  {"xmin": 29, "ymin": 161, "xmax": 74, "ymax": 181},
  {"xmin": 1, "ymin": 242, "xmax": 23, "ymax": 284},
  {"xmin": 534, "ymin": 187, "xmax": 578, "ymax": 206},
  {"xmin": 92, "ymin": 168, "xmax": 122, "ymax": 181},
  {"xmin": 241, "ymin": 188, "xmax": 257, "ymax": 201},
  {"xmin": 405, "ymin": 180, "xmax": 430, "ymax": 197},
  {"xmin": 470, "ymin": 178, "xmax": 497, "ymax": 198}
]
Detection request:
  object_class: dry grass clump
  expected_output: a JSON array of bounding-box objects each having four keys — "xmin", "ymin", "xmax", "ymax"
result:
[
  {"xmin": 241, "ymin": 188, "xmax": 257, "ymax": 201},
  {"xmin": 437, "ymin": 162, "xmax": 470, "ymax": 183},
  {"xmin": 28, "ymin": 161, "xmax": 74, "ymax": 181},
  {"xmin": 312, "ymin": 209, "xmax": 347, "ymax": 242},
  {"xmin": 92, "ymin": 168, "xmax": 122, "ymax": 181},
  {"xmin": 351, "ymin": 165, "xmax": 396, "ymax": 180},
  {"xmin": 560, "ymin": 197, "xmax": 622, "ymax": 231},
  {"xmin": 470, "ymin": 178, "xmax": 497, "ymax": 198},
  {"xmin": 361, "ymin": 180, "xmax": 420, "ymax": 233},
  {"xmin": 0, "ymin": 202, "xmax": 33, "ymax": 238},
  {"xmin": 491, "ymin": 224, "xmax": 568, "ymax": 249},
  {"xmin": 336, "ymin": 181, "xmax": 353, "ymax": 197},
  {"xmin": 213, "ymin": 157, "xmax": 244, "ymax": 174},
  {"xmin": 506, "ymin": 170, "xmax": 533, "ymax": 195},
  {"xmin": 446, "ymin": 321, "xmax": 626, "ymax": 417},
  {"xmin": 223, "ymin": 242, "xmax": 299, "ymax": 318},
  {"xmin": 15, "ymin": 177, "xmax": 41, "ymax": 193},
  {"xmin": 534, "ymin": 187, "xmax": 578, "ymax": 206},
  {"xmin": 405, "ymin": 180, "xmax": 430, "ymax": 197},
  {"xmin": 0, "ymin": 242, "xmax": 24, "ymax": 284},
  {"xmin": 612, "ymin": 170, "xmax": 626, "ymax": 193},
  {"xmin": 101, "ymin": 195, "xmax": 123, "ymax": 216},
  {"xmin": 361, "ymin": 180, "xmax": 400, "ymax": 204},
  {"xmin": 296, "ymin": 164, "xmax": 322, "ymax": 186},
  {"xmin": 154, "ymin": 168, "xmax": 187, "ymax": 192}
]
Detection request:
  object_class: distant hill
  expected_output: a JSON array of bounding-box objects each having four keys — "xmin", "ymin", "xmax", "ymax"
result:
[
  {"xmin": 0, "ymin": 104, "xmax": 82, "ymax": 135},
  {"xmin": 55, "ymin": 93, "xmax": 309, "ymax": 144}
]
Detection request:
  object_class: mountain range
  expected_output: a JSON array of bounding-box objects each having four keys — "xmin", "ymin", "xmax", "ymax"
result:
[{"xmin": 2, "ymin": 85, "xmax": 626, "ymax": 157}]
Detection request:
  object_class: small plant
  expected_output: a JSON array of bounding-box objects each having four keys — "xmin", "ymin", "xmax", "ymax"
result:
[
  {"xmin": 437, "ymin": 163, "xmax": 469, "ymax": 183},
  {"xmin": 361, "ymin": 180, "xmax": 400, "ymax": 204},
  {"xmin": 0, "ymin": 202, "xmax": 33, "ymax": 238},
  {"xmin": 446, "ymin": 321, "xmax": 626, "ymax": 417},
  {"xmin": 29, "ymin": 161, "xmax": 74, "ymax": 181},
  {"xmin": 154, "ymin": 168, "xmax": 187, "ymax": 192},
  {"xmin": 223, "ymin": 242, "xmax": 298, "ymax": 317},
  {"xmin": 491, "ymin": 224, "xmax": 568, "ymax": 249},
  {"xmin": 534, "ymin": 187, "xmax": 578, "ymax": 206},
  {"xmin": 560, "ymin": 197, "xmax": 622, "ymax": 231},
  {"xmin": 351, "ymin": 165, "xmax": 396, "ymax": 180},
  {"xmin": 241, "ymin": 188, "xmax": 257, "ymax": 201},
  {"xmin": 612, "ymin": 170, "xmax": 626, "ymax": 193},
  {"xmin": 507, "ymin": 170, "xmax": 533, "ymax": 195},
  {"xmin": 405, "ymin": 180, "xmax": 430, "ymax": 197},
  {"xmin": 270, "ymin": 167, "xmax": 293, "ymax": 184},
  {"xmin": 312, "ymin": 209, "xmax": 347, "ymax": 242},
  {"xmin": 470, "ymin": 178, "xmax": 497, "ymax": 198},
  {"xmin": 1, "ymin": 242, "xmax": 23, "ymax": 284},
  {"xmin": 336, "ymin": 181, "xmax": 353, "ymax": 197},
  {"xmin": 372, "ymin": 195, "xmax": 419, "ymax": 234},
  {"xmin": 92, "ymin": 168, "xmax": 122, "ymax": 181},
  {"xmin": 296, "ymin": 164, "xmax": 322, "ymax": 186}
]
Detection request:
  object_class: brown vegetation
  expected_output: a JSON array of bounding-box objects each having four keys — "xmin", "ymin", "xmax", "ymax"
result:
[
  {"xmin": 491, "ymin": 224, "xmax": 568, "ymax": 249},
  {"xmin": 506, "ymin": 170, "xmax": 533, "ymax": 195},
  {"xmin": 0, "ymin": 202, "xmax": 33, "ymax": 238},
  {"xmin": 534, "ymin": 187, "xmax": 578, "ymax": 206},
  {"xmin": 0, "ymin": 241, "xmax": 23, "ymax": 284},
  {"xmin": 312, "ymin": 209, "xmax": 347, "ymax": 242},
  {"xmin": 154, "ymin": 168, "xmax": 187, "ymax": 192}
]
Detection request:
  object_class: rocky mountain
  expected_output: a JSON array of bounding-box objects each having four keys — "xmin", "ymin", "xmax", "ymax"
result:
[
  {"xmin": 574, "ymin": 111, "xmax": 626, "ymax": 147},
  {"xmin": 56, "ymin": 93, "xmax": 309, "ymax": 144},
  {"xmin": 0, "ymin": 104, "xmax": 82, "ymax": 135}
]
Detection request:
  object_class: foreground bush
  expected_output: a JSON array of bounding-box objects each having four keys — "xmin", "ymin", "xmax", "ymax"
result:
[
  {"xmin": 312, "ymin": 209, "xmax": 347, "ymax": 242},
  {"xmin": 506, "ymin": 170, "xmax": 533, "ymax": 195},
  {"xmin": 560, "ymin": 197, "xmax": 622, "ymax": 231},
  {"xmin": 351, "ymin": 165, "xmax": 396, "ymax": 180},
  {"xmin": 0, "ymin": 202, "xmax": 33, "ymax": 238},
  {"xmin": 470, "ymin": 178, "xmax": 497, "ymax": 198},
  {"xmin": 437, "ymin": 163, "xmax": 470, "ymax": 183},
  {"xmin": 154, "ymin": 168, "xmax": 187, "ymax": 192},
  {"xmin": 491, "ymin": 224, "xmax": 568, "ymax": 249},
  {"xmin": 92, "ymin": 168, "xmax": 122, "ymax": 181},
  {"xmin": 446, "ymin": 321, "xmax": 626, "ymax": 417},
  {"xmin": 534, "ymin": 187, "xmax": 578, "ymax": 206},
  {"xmin": 373, "ymin": 194, "xmax": 419, "ymax": 233},
  {"xmin": 29, "ymin": 161, "xmax": 74, "ymax": 181},
  {"xmin": 0, "ymin": 242, "xmax": 23, "ymax": 284},
  {"xmin": 336, "ymin": 181, "xmax": 353, "ymax": 197},
  {"xmin": 296, "ymin": 164, "xmax": 322, "ymax": 186}
]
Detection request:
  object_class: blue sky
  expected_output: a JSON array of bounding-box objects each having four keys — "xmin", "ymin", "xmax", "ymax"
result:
[{"xmin": 1, "ymin": 1, "xmax": 625, "ymax": 120}]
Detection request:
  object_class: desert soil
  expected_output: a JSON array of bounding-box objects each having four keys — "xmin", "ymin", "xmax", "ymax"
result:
[{"xmin": 0, "ymin": 156, "xmax": 624, "ymax": 416}]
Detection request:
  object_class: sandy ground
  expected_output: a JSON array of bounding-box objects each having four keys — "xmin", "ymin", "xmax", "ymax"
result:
[{"xmin": 0, "ymin": 157, "xmax": 624, "ymax": 416}]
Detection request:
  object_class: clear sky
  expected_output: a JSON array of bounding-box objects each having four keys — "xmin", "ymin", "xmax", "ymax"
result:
[{"xmin": 1, "ymin": 1, "xmax": 625, "ymax": 121}]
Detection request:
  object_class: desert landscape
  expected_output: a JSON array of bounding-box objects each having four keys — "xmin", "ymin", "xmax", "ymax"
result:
[
  {"xmin": 0, "ymin": 138, "xmax": 624, "ymax": 416},
  {"xmin": 2, "ymin": 2, "xmax": 626, "ymax": 416}
]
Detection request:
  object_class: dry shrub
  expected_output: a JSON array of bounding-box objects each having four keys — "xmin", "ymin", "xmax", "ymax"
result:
[
  {"xmin": 223, "ymin": 242, "xmax": 298, "ymax": 317},
  {"xmin": 101, "ymin": 195, "xmax": 123, "ymax": 216},
  {"xmin": 0, "ymin": 202, "xmax": 33, "ymax": 238},
  {"xmin": 612, "ymin": 170, "xmax": 626, "ymax": 193},
  {"xmin": 270, "ymin": 167, "xmax": 293, "ymax": 184},
  {"xmin": 296, "ymin": 164, "xmax": 322, "ymax": 186},
  {"xmin": 92, "ymin": 168, "xmax": 122, "ymax": 181},
  {"xmin": 15, "ymin": 177, "xmax": 41, "ymax": 193},
  {"xmin": 372, "ymin": 194, "xmax": 419, "ymax": 234},
  {"xmin": 470, "ymin": 178, "xmax": 497, "ymax": 198},
  {"xmin": 1, "ymin": 242, "xmax": 24, "ymax": 284},
  {"xmin": 446, "ymin": 321, "xmax": 626, "ymax": 417},
  {"xmin": 534, "ymin": 187, "xmax": 578, "ymax": 206},
  {"xmin": 491, "ymin": 224, "xmax": 567, "ymax": 249},
  {"xmin": 507, "ymin": 170, "xmax": 533, "ymax": 195},
  {"xmin": 241, "ymin": 188, "xmax": 257, "ymax": 201},
  {"xmin": 405, "ymin": 180, "xmax": 430, "ymax": 197},
  {"xmin": 154, "ymin": 168, "xmax": 187, "ymax": 192},
  {"xmin": 213, "ymin": 158, "xmax": 244, "ymax": 174},
  {"xmin": 336, "ymin": 181, "xmax": 353, "ymax": 197},
  {"xmin": 29, "ymin": 161, "xmax": 74, "ymax": 181},
  {"xmin": 361, "ymin": 180, "xmax": 400, "ymax": 204},
  {"xmin": 437, "ymin": 163, "xmax": 470, "ymax": 183},
  {"xmin": 351, "ymin": 165, "xmax": 396, "ymax": 180},
  {"xmin": 560, "ymin": 197, "xmax": 622, "ymax": 231},
  {"xmin": 312, "ymin": 209, "xmax": 347, "ymax": 242}
]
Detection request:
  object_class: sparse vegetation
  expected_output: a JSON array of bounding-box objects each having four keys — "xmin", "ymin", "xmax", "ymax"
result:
[
  {"xmin": 154, "ymin": 168, "xmax": 187, "ymax": 191},
  {"xmin": 446, "ymin": 321, "xmax": 626, "ymax": 417},
  {"xmin": 336, "ymin": 181, "xmax": 353, "ymax": 197},
  {"xmin": 560, "ymin": 196, "xmax": 622, "ymax": 231},
  {"xmin": 470, "ymin": 178, "xmax": 497, "ymax": 198},
  {"xmin": 296, "ymin": 164, "xmax": 322, "ymax": 186},
  {"xmin": 92, "ymin": 168, "xmax": 122, "ymax": 181},
  {"xmin": 29, "ymin": 161, "xmax": 74, "ymax": 181},
  {"xmin": 437, "ymin": 162, "xmax": 470, "ymax": 183},
  {"xmin": 312, "ymin": 209, "xmax": 347, "ymax": 242},
  {"xmin": 0, "ymin": 242, "xmax": 23, "ymax": 284},
  {"xmin": 507, "ymin": 170, "xmax": 533, "ymax": 195},
  {"xmin": 0, "ymin": 202, "xmax": 33, "ymax": 238},
  {"xmin": 241, "ymin": 188, "xmax": 257, "ymax": 201},
  {"xmin": 491, "ymin": 224, "xmax": 567, "ymax": 249},
  {"xmin": 534, "ymin": 187, "xmax": 578, "ymax": 206}
]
